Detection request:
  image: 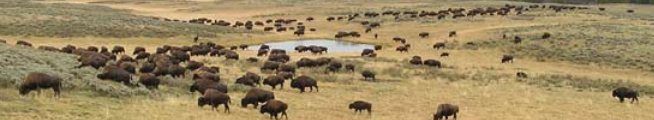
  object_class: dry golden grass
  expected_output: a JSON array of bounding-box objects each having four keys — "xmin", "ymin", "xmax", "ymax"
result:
[{"xmin": 3, "ymin": 0, "xmax": 654, "ymax": 120}]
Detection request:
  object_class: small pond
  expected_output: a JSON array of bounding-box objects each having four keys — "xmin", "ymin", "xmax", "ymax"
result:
[{"xmin": 247, "ymin": 39, "xmax": 375, "ymax": 53}]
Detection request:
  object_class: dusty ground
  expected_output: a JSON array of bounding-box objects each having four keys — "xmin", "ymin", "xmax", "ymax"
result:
[{"xmin": 2, "ymin": 0, "xmax": 654, "ymax": 120}]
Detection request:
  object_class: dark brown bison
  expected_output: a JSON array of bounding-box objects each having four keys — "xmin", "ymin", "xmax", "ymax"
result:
[
  {"xmin": 374, "ymin": 45, "xmax": 382, "ymax": 50},
  {"xmin": 268, "ymin": 54, "xmax": 290, "ymax": 63},
  {"xmin": 514, "ymin": 36, "xmax": 522, "ymax": 44},
  {"xmin": 119, "ymin": 62, "xmax": 137, "ymax": 74},
  {"xmin": 361, "ymin": 49, "xmax": 375, "ymax": 57},
  {"xmin": 225, "ymin": 52, "xmax": 239, "ymax": 60},
  {"xmin": 258, "ymin": 49, "xmax": 269, "ymax": 56},
  {"xmin": 198, "ymin": 89, "xmax": 231, "ymax": 113},
  {"xmin": 270, "ymin": 49, "xmax": 286, "ymax": 55},
  {"xmin": 419, "ymin": 32, "xmax": 430, "ymax": 38},
  {"xmin": 19, "ymin": 72, "xmax": 62, "ymax": 97},
  {"xmin": 186, "ymin": 61, "xmax": 204, "ymax": 71},
  {"xmin": 112, "ymin": 46, "xmax": 125, "ymax": 54},
  {"xmin": 501, "ymin": 55, "xmax": 514, "ymax": 63},
  {"xmin": 247, "ymin": 57, "xmax": 259, "ymax": 62},
  {"xmin": 239, "ymin": 44, "xmax": 249, "ymax": 50},
  {"xmin": 100, "ymin": 46, "xmax": 109, "ymax": 53},
  {"xmin": 516, "ymin": 72, "xmax": 528, "ymax": 78},
  {"xmin": 434, "ymin": 104, "xmax": 459, "ymax": 120},
  {"xmin": 263, "ymin": 75, "xmax": 285, "ymax": 90},
  {"xmin": 613, "ymin": 87, "xmax": 639, "ymax": 103},
  {"xmin": 440, "ymin": 52, "xmax": 450, "ymax": 57},
  {"xmin": 139, "ymin": 62, "xmax": 156, "ymax": 73},
  {"xmin": 410, "ymin": 56, "xmax": 423, "ymax": 65},
  {"xmin": 135, "ymin": 52, "xmax": 150, "ymax": 60},
  {"xmin": 260, "ymin": 99, "xmax": 289, "ymax": 120},
  {"xmin": 193, "ymin": 72, "xmax": 221, "ymax": 82},
  {"xmin": 345, "ymin": 64, "xmax": 355, "ymax": 72},
  {"xmin": 291, "ymin": 75, "xmax": 319, "ymax": 93},
  {"xmin": 133, "ymin": 46, "xmax": 146, "ymax": 55},
  {"xmin": 424, "ymin": 59, "xmax": 442, "ymax": 68},
  {"xmin": 262, "ymin": 61, "xmax": 281, "ymax": 71},
  {"xmin": 396, "ymin": 46, "xmax": 409, "ymax": 52},
  {"xmin": 138, "ymin": 74, "xmax": 160, "ymax": 89},
  {"xmin": 38, "ymin": 46, "xmax": 60, "ymax": 52},
  {"xmin": 278, "ymin": 64, "xmax": 296, "ymax": 74},
  {"xmin": 190, "ymin": 79, "xmax": 228, "ymax": 94},
  {"xmin": 78, "ymin": 52, "xmax": 111, "ymax": 69},
  {"xmin": 433, "ymin": 42, "xmax": 446, "ymax": 49},
  {"xmin": 16, "ymin": 40, "xmax": 33, "ymax": 47},
  {"xmin": 97, "ymin": 66, "xmax": 132, "ymax": 85},
  {"xmin": 241, "ymin": 88, "xmax": 275, "ymax": 108},
  {"xmin": 61, "ymin": 45, "xmax": 76, "ymax": 53},
  {"xmin": 198, "ymin": 66, "xmax": 220, "ymax": 74},
  {"xmin": 449, "ymin": 31, "xmax": 457, "ymax": 37},
  {"xmin": 361, "ymin": 70, "xmax": 376, "ymax": 81},
  {"xmin": 542, "ymin": 32, "xmax": 551, "ymax": 39},
  {"xmin": 349, "ymin": 101, "xmax": 372, "ymax": 115},
  {"xmin": 599, "ymin": 8, "xmax": 606, "ymax": 11},
  {"xmin": 87, "ymin": 46, "xmax": 99, "ymax": 52},
  {"xmin": 627, "ymin": 10, "xmax": 634, "ymax": 13},
  {"xmin": 0, "ymin": 39, "xmax": 5, "ymax": 44}
]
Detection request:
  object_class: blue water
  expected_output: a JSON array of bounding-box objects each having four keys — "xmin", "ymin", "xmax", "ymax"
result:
[{"xmin": 247, "ymin": 39, "xmax": 375, "ymax": 53}]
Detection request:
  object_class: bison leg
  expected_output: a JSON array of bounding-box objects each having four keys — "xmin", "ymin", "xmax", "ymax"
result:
[
  {"xmin": 224, "ymin": 104, "xmax": 230, "ymax": 113},
  {"xmin": 300, "ymin": 88, "xmax": 305, "ymax": 93},
  {"xmin": 314, "ymin": 86, "xmax": 319, "ymax": 92},
  {"xmin": 631, "ymin": 97, "xmax": 639, "ymax": 104},
  {"xmin": 282, "ymin": 111, "xmax": 288, "ymax": 120},
  {"xmin": 619, "ymin": 97, "xmax": 625, "ymax": 103}
]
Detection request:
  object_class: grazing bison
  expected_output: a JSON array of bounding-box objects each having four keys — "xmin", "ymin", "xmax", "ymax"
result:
[
  {"xmin": 345, "ymin": 64, "xmax": 355, "ymax": 72},
  {"xmin": 241, "ymin": 88, "xmax": 276, "ymax": 108},
  {"xmin": 97, "ymin": 66, "xmax": 132, "ymax": 85},
  {"xmin": 262, "ymin": 61, "xmax": 281, "ymax": 71},
  {"xmin": 186, "ymin": 61, "xmax": 204, "ymax": 70},
  {"xmin": 277, "ymin": 72, "xmax": 294, "ymax": 80},
  {"xmin": 138, "ymin": 74, "xmax": 160, "ymax": 89},
  {"xmin": 542, "ymin": 32, "xmax": 551, "ymax": 39},
  {"xmin": 112, "ymin": 46, "xmax": 125, "ymax": 54},
  {"xmin": 278, "ymin": 64, "xmax": 296, "ymax": 74},
  {"xmin": 236, "ymin": 77, "xmax": 258, "ymax": 87},
  {"xmin": 119, "ymin": 62, "xmax": 137, "ymax": 74},
  {"xmin": 349, "ymin": 101, "xmax": 372, "ymax": 115},
  {"xmin": 258, "ymin": 49, "xmax": 269, "ymax": 56},
  {"xmin": 627, "ymin": 10, "xmax": 634, "ymax": 13},
  {"xmin": 190, "ymin": 79, "xmax": 228, "ymax": 94},
  {"xmin": 424, "ymin": 59, "xmax": 442, "ymax": 68},
  {"xmin": 449, "ymin": 31, "xmax": 457, "ymax": 37},
  {"xmin": 260, "ymin": 99, "xmax": 289, "ymax": 120},
  {"xmin": 193, "ymin": 72, "xmax": 221, "ymax": 82},
  {"xmin": 135, "ymin": 52, "xmax": 150, "ymax": 60},
  {"xmin": 118, "ymin": 55, "xmax": 136, "ymax": 63},
  {"xmin": 61, "ymin": 45, "xmax": 76, "ymax": 53},
  {"xmin": 516, "ymin": 72, "xmax": 528, "ymax": 78},
  {"xmin": 501, "ymin": 55, "xmax": 514, "ymax": 63},
  {"xmin": 19, "ymin": 72, "xmax": 62, "ymax": 98},
  {"xmin": 434, "ymin": 104, "xmax": 459, "ymax": 120},
  {"xmin": 268, "ymin": 54, "xmax": 290, "ymax": 63},
  {"xmin": 198, "ymin": 89, "xmax": 231, "ymax": 113},
  {"xmin": 514, "ymin": 36, "xmax": 522, "ymax": 44},
  {"xmin": 419, "ymin": 32, "xmax": 430, "ymax": 38},
  {"xmin": 16, "ymin": 40, "xmax": 33, "ymax": 47},
  {"xmin": 270, "ymin": 49, "xmax": 286, "ymax": 55},
  {"xmin": 291, "ymin": 75, "xmax": 319, "ymax": 93},
  {"xmin": 225, "ymin": 52, "xmax": 239, "ymax": 60},
  {"xmin": 433, "ymin": 42, "xmax": 446, "ymax": 49},
  {"xmin": 410, "ymin": 56, "xmax": 423, "ymax": 65},
  {"xmin": 361, "ymin": 70, "xmax": 376, "ymax": 81},
  {"xmin": 247, "ymin": 57, "xmax": 259, "ymax": 62},
  {"xmin": 613, "ymin": 87, "xmax": 639, "ymax": 103},
  {"xmin": 374, "ymin": 45, "xmax": 382, "ymax": 50},
  {"xmin": 133, "ymin": 46, "xmax": 146, "ymax": 55},
  {"xmin": 38, "ymin": 46, "xmax": 60, "ymax": 52},
  {"xmin": 361, "ymin": 49, "xmax": 375, "ymax": 57},
  {"xmin": 440, "ymin": 52, "xmax": 450, "ymax": 57},
  {"xmin": 396, "ymin": 46, "xmax": 409, "ymax": 52},
  {"xmin": 87, "ymin": 46, "xmax": 99, "ymax": 52},
  {"xmin": 139, "ymin": 62, "xmax": 156, "ymax": 73},
  {"xmin": 264, "ymin": 75, "xmax": 285, "ymax": 90}
]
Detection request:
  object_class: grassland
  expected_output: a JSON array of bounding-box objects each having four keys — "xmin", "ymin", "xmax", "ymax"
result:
[{"xmin": 2, "ymin": 0, "xmax": 654, "ymax": 120}]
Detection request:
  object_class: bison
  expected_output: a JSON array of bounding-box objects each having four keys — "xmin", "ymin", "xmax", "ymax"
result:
[
  {"xmin": 263, "ymin": 75, "xmax": 285, "ymax": 90},
  {"xmin": 501, "ymin": 55, "xmax": 514, "ymax": 63},
  {"xmin": 97, "ymin": 66, "xmax": 132, "ymax": 85},
  {"xmin": 361, "ymin": 70, "xmax": 376, "ymax": 81},
  {"xmin": 291, "ymin": 75, "xmax": 319, "ymax": 93},
  {"xmin": 516, "ymin": 72, "xmax": 528, "ymax": 78},
  {"xmin": 434, "ymin": 104, "xmax": 459, "ymax": 120},
  {"xmin": 19, "ymin": 72, "xmax": 62, "ymax": 98},
  {"xmin": 198, "ymin": 89, "xmax": 231, "ymax": 113},
  {"xmin": 138, "ymin": 74, "xmax": 160, "ymax": 89},
  {"xmin": 349, "ymin": 101, "xmax": 372, "ymax": 115},
  {"xmin": 345, "ymin": 64, "xmax": 355, "ymax": 72},
  {"xmin": 424, "ymin": 59, "xmax": 442, "ymax": 68},
  {"xmin": 260, "ymin": 99, "xmax": 289, "ymax": 120},
  {"xmin": 241, "ymin": 88, "xmax": 275, "ymax": 108},
  {"xmin": 612, "ymin": 87, "xmax": 639, "ymax": 103},
  {"xmin": 190, "ymin": 79, "xmax": 228, "ymax": 94}
]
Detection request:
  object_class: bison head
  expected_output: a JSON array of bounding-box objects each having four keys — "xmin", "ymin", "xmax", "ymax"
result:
[
  {"xmin": 197, "ymin": 97, "xmax": 207, "ymax": 107},
  {"xmin": 18, "ymin": 85, "xmax": 30, "ymax": 95}
]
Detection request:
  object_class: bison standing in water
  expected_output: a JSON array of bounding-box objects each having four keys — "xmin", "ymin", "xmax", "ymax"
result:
[
  {"xmin": 434, "ymin": 104, "xmax": 459, "ymax": 120},
  {"xmin": 19, "ymin": 72, "xmax": 62, "ymax": 98},
  {"xmin": 612, "ymin": 87, "xmax": 639, "ymax": 103}
]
